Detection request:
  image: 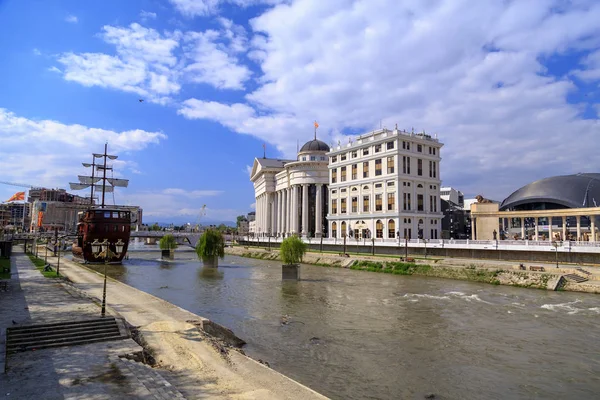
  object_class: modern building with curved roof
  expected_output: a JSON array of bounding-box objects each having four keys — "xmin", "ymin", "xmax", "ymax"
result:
[{"xmin": 500, "ymin": 173, "xmax": 600, "ymax": 211}]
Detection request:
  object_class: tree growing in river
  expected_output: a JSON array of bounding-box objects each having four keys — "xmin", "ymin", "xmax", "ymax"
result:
[
  {"xmin": 159, "ymin": 234, "xmax": 178, "ymax": 250},
  {"xmin": 280, "ymin": 236, "xmax": 307, "ymax": 265}
]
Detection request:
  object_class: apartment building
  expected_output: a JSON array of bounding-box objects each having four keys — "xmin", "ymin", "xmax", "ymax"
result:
[{"xmin": 327, "ymin": 127, "xmax": 443, "ymax": 240}]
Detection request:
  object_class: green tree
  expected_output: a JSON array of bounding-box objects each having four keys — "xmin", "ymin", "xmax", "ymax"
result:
[
  {"xmin": 236, "ymin": 215, "xmax": 246, "ymax": 228},
  {"xmin": 196, "ymin": 228, "xmax": 225, "ymax": 261},
  {"xmin": 280, "ymin": 236, "xmax": 307, "ymax": 265},
  {"xmin": 159, "ymin": 234, "xmax": 178, "ymax": 250},
  {"xmin": 150, "ymin": 223, "xmax": 160, "ymax": 231}
]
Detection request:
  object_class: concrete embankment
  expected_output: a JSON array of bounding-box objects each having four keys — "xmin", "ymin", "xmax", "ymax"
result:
[
  {"xmin": 43, "ymin": 250, "xmax": 328, "ymax": 400},
  {"xmin": 227, "ymin": 246, "xmax": 600, "ymax": 294}
]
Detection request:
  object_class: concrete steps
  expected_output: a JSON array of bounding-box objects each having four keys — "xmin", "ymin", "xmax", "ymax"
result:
[
  {"xmin": 563, "ymin": 273, "xmax": 588, "ymax": 283},
  {"xmin": 6, "ymin": 317, "xmax": 128, "ymax": 354},
  {"xmin": 114, "ymin": 356, "xmax": 186, "ymax": 399}
]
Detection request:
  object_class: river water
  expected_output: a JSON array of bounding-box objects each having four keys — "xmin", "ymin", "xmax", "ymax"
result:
[{"xmin": 96, "ymin": 249, "xmax": 600, "ymax": 400}]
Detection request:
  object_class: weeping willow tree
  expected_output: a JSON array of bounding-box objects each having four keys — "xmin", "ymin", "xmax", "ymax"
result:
[
  {"xmin": 159, "ymin": 234, "xmax": 178, "ymax": 250},
  {"xmin": 280, "ymin": 235, "xmax": 307, "ymax": 265},
  {"xmin": 196, "ymin": 228, "xmax": 225, "ymax": 267}
]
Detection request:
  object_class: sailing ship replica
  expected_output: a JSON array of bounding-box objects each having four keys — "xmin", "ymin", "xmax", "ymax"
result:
[{"xmin": 69, "ymin": 144, "xmax": 132, "ymax": 263}]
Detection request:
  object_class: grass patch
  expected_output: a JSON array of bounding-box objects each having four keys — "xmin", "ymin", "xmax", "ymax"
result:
[
  {"xmin": 0, "ymin": 258, "xmax": 10, "ymax": 279},
  {"xmin": 27, "ymin": 253, "xmax": 59, "ymax": 278}
]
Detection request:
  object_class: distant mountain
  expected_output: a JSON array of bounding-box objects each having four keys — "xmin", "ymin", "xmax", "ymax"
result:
[{"xmin": 144, "ymin": 218, "xmax": 236, "ymax": 227}]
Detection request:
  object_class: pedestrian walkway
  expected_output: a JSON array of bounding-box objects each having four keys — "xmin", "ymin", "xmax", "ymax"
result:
[{"xmin": 0, "ymin": 247, "xmax": 186, "ymax": 399}]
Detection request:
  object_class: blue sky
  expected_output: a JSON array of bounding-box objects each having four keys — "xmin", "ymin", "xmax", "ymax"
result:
[{"xmin": 1, "ymin": 0, "xmax": 600, "ymax": 224}]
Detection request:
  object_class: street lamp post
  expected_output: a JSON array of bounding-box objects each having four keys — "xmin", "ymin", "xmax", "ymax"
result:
[
  {"xmin": 91, "ymin": 238, "xmax": 125, "ymax": 317},
  {"xmin": 397, "ymin": 231, "xmax": 400, "ymax": 260},
  {"xmin": 56, "ymin": 238, "xmax": 61, "ymax": 277},
  {"xmin": 424, "ymin": 239, "xmax": 428, "ymax": 259},
  {"xmin": 552, "ymin": 240, "xmax": 562, "ymax": 269},
  {"xmin": 44, "ymin": 239, "xmax": 48, "ymax": 264}
]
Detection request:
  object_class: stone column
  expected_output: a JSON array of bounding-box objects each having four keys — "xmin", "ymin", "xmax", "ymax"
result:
[
  {"xmin": 281, "ymin": 190, "xmax": 287, "ymax": 235},
  {"xmin": 534, "ymin": 217, "xmax": 539, "ymax": 241},
  {"xmin": 562, "ymin": 216, "xmax": 567, "ymax": 241},
  {"xmin": 302, "ymin": 184, "xmax": 309, "ymax": 237},
  {"xmin": 287, "ymin": 187, "xmax": 292, "ymax": 235},
  {"xmin": 291, "ymin": 185, "xmax": 298, "ymax": 234},
  {"xmin": 548, "ymin": 217, "xmax": 552, "ymax": 241},
  {"xmin": 272, "ymin": 192, "xmax": 277, "ymax": 236},
  {"xmin": 576, "ymin": 215, "xmax": 581, "ymax": 241},
  {"xmin": 277, "ymin": 191, "xmax": 282, "ymax": 236},
  {"xmin": 520, "ymin": 217, "xmax": 525, "ymax": 239},
  {"xmin": 471, "ymin": 217, "xmax": 476, "ymax": 240},
  {"xmin": 591, "ymin": 216, "xmax": 596, "ymax": 242},
  {"xmin": 315, "ymin": 184, "xmax": 323, "ymax": 237}
]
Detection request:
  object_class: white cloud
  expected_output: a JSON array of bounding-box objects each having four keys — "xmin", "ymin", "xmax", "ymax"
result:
[
  {"xmin": 244, "ymin": 165, "xmax": 252, "ymax": 176},
  {"xmin": 250, "ymin": 202, "xmax": 256, "ymax": 210},
  {"xmin": 56, "ymin": 21, "xmax": 249, "ymax": 102},
  {"xmin": 178, "ymin": 0, "xmax": 600, "ymax": 200},
  {"xmin": 48, "ymin": 66, "xmax": 62, "ymax": 73},
  {"xmin": 168, "ymin": 0, "xmax": 284, "ymax": 17},
  {"xmin": 140, "ymin": 10, "xmax": 157, "ymax": 21},
  {"xmin": 0, "ymin": 108, "xmax": 166, "ymax": 197},
  {"xmin": 65, "ymin": 15, "xmax": 78, "ymax": 23},
  {"xmin": 33, "ymin": 48, "xmax": 41, "ymax": 56}
]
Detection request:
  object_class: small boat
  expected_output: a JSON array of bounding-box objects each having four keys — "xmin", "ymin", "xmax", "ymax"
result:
[{"xmin": 69, "ymin": 144, "xmax": 131, "ymax": 263}]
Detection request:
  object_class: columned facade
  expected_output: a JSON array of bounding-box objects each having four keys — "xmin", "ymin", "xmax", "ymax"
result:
[{"xmin": 250, "ymin": 137, "xmax": 331, "ymax": 239}]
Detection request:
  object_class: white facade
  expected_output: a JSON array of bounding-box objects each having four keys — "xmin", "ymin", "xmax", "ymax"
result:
[
  {"xmin": 327, "ymin": 127, "xmax": 443, "ymax": 240},
  {"xmin": 250, "ymin": 138, "xmax": 330, "ymax": 238}
]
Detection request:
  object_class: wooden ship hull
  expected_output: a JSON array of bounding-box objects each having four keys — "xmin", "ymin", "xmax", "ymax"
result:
[
  {"xmin": 73, "ymin": 208, "xmax": 131, "ymax": 263},
  {"xmin": 69, "ymin": 144, "xmax": 132, "ymax": 264}
]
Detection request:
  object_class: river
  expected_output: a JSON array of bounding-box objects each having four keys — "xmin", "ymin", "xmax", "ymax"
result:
[{"xmin": 93, "ymin": 249, "xmax": 600, "ymax": 400}]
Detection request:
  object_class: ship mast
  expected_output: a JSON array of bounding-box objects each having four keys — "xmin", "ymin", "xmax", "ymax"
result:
[{"xmin": 69, "ymin": 143, "xmax": 129, "ymax": 206}]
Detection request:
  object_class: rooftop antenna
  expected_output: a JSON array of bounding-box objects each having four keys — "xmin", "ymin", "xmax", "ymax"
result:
[
  {"xmin": 314, "ymin": 121, "xmax": 319, "ymax": 140},
  {"xmin": 262, "ymin": 143, "xmax": 266, "ymax": 159}
]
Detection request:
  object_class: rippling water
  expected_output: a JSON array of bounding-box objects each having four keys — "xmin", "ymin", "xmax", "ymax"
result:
[{"xmin": 96, "ymin": 250, "xmax": 600, "ymax": 400}]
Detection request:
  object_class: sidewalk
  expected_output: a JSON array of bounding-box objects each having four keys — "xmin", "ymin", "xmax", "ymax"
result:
[
  {"xmin": 0, "ymin": 247, "xmax": 185, "ymax": 399},
  {"xmin": 14, "ymin": 247, "xmax": 328, "ymax": 400}
]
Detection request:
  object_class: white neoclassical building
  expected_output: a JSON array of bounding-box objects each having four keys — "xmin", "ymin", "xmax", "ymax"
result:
[
  {"xmin": 250, "ymin": 137, "xmax": 330, "ymax": 238},
  {"xmin": 327, "ymin": 126, "xmax": 443, "ymax": 240}
]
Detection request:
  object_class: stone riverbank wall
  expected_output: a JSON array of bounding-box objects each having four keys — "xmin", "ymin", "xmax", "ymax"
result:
[
  {"xmin": 226, "ymin": 246, "xmax": 600, "ymax": 294},
  {"xmin": 238, "ymin": 240, "xmax": 600, "ymax": 265}
]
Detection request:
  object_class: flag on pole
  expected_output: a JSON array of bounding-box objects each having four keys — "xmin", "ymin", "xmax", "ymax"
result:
[
  {"xmin": 314, "ymin": 121, "xmax": 319, "ymax": 129},
  {"xmin": 7, "ymin": 191, "xmax": 25, "ymax": 202}
]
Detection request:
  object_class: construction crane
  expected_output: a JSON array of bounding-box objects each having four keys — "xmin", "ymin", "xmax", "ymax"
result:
[
  {"xmin": 0, "ymin": 180, "xmax": 34, "ymax": 188},
  {"xmin": 195, "ymin": 204, "xmax": 206, "ymax": 232}
]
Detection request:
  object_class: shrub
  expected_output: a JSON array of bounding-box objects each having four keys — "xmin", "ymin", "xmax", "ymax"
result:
[
  {"xmin": 159, "ymin": 234, "xmax": 178, "ymax": 250},
  {"xmin": 196, "ymin": 229, "xmax": 225, "ymax": 261},
  {"xmin": 280, "ymin": 236, "xmax": 307, "ymax": 265}
]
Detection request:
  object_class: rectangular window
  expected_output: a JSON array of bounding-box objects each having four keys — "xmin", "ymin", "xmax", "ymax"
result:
[
  {"xmin": 417, "ymin": 144, "xmax": 422, "ymax": 152},
  {"xmin": 433, "ymin": 148, "xmax": 436, "ymax": 155},
  {"xmin": 332, "ymin": 169, "xmax": 337, "ymax": 183},
  {"xmin": 430, "ymin": 195, "xmax": 433, "ymax": 212},
  {"xmin": 429, "ymin": 160, "xmax": 433, "ymax": 178},
  {"xmin": 352, "ymin": 164, "xmax": 357, "ymax": 180},
  {"xmin": 434, "ymin": 196, "xmax": 437, "ymax": 212},
  {"xmin": 363, "ymin": 195, "xmax": 370, "ymax": 212},
  {"xmin": 429, "ymin": 147, "xmax": 432, "ymax": 155},
  {"xmin": 418, "ymin": 159, "xmax": 423, "ymax": 176},
  {"xmin": 375, "ymin": 159, "xmax": 382, "ymax": 176},
  {"xmin": 352, "ymin": 151, "xmax": 357, "ymax": 158},
  {"xmin": 310, "ymin": 156, "xmax": 316, "ymax": 160},
  {"xmin": 352, "ymin": 197, "xmax": 358, "ymax": 213},
  {"xmin": 387, "ymin": 181, "xmax": 395, "ymax": 187},
  {"xmin": 375, "ymin": 194, "xmax": 382, "ymax": 211},
  {"xmin": 386, "ymin": 141, "xmax": 394, "ymax": 150},
  {"xmin": 403, "ymin": 156, "xmax": 411, "ymax": 174},
  {"xmin": 418, "ymin": 194, "xmax": 424, "ymax": 211},
  {"xmin": 341, "ymin": 188, "xmax": 347, "ymax": 192},
  {"xmin": 402, "ymin": 141, "xmax": 410, "ymax": 150},
  {"xmin": 387, "ymin": 156, "xmax": 394, "ymax": 174},
  {"xmin": 387, "ymin": 193, "xmax": 395, "ymax": 211},
  {"xmin": 363, "ymin": 148, "xmax": 369, "ymax": 156},
  {"xmin": 363, "ymin": 161, "xmax": 369, "ymax": 178},
  {"xmin": 332, "ymin": 156, "xmax": 337, "ymax": 163},
  {"xmin": 341, "ymin": 166, "xmax": 347, "ymax": 182},
  {"xmin": 403, "ymin": 193, "xmax": 411, "ymax": 210},
  {"xmin": 341, "ymin": 154, "xmax": 347, "ymax": 161},
  {"xmin": 341, "ymin": 198, "xmax": 347, "ymax": 214},
  {"xmin": 432, "ymin": 161, "xmax": 437, "ymax": 178},
  {"xmin": 389, "ymin": 226, "xmax": 395, "ymax": 238},
  {"xmin": 375, "ymin": 183, "xmax": 383, "ymax": 188},
  {"xmin": 332, "ymin": 199, "xmax": 337, "ymax": 214},
  {"xmin": 375, "ymin": 144, "xmax": 382, "ymax": 153}
]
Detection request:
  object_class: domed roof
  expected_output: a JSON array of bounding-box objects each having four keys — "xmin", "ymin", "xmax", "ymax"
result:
[
  {"xmin": 299, "ymin": 139, "xmax": 330, "ymax": 153},
  {"xmin": 500, "ymin": 173, "xmax": 600, "ymax": 210}
]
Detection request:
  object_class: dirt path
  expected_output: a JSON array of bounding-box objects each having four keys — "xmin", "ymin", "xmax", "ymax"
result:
[{"xmin": 46, "ymin": 251, "xmax": 328, "ymax": 400}]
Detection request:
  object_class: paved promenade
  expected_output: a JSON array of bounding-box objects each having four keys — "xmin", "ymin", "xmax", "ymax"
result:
[
  {"xmin": 0, "ymin": 248, "xmax": 188, "ymax": 399},
  {"xmin": 1, "ymin": 246, "xmax": 328, "ymax": 400}
]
